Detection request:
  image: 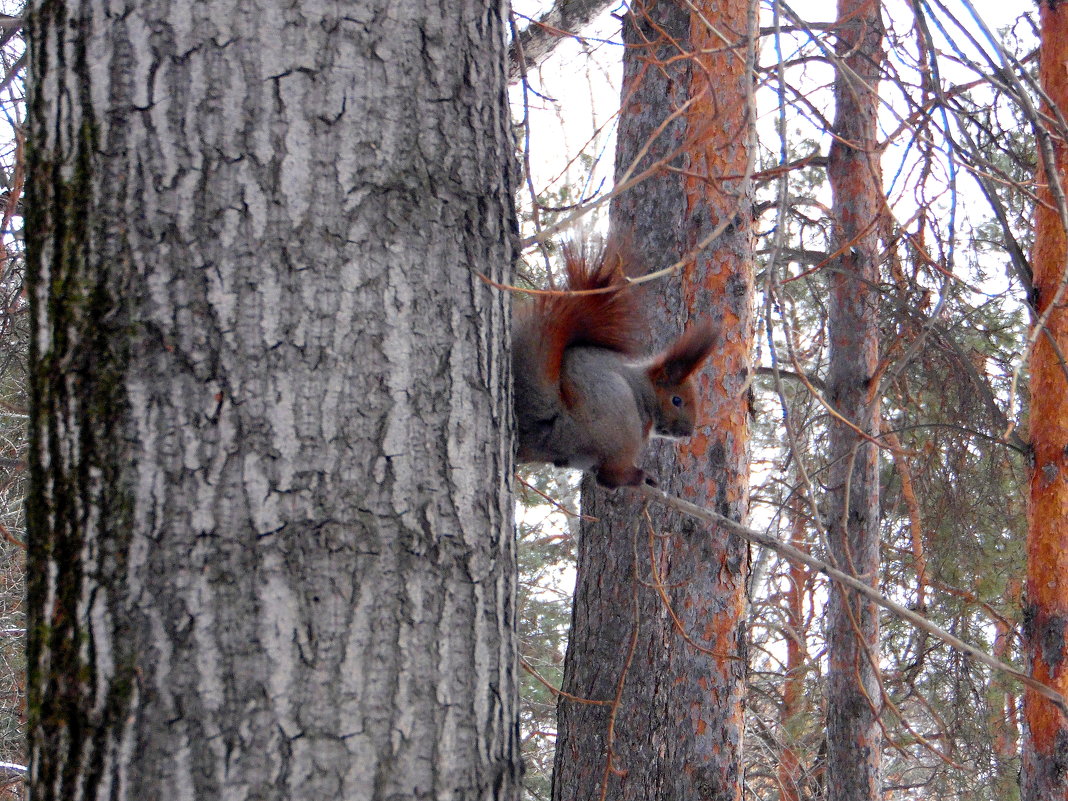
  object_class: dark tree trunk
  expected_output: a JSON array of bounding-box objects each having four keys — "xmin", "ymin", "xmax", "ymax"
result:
[
  {"xmin": 824, "ymin": 1, "xmax": 884, "ymax": 799},
  {"xmin": 25, "ymin": 1, "xmax": 520, "ymax": 799},
  {"xmin": 552, "ymin": 1, "xmax": 755, "ymax": 799}
]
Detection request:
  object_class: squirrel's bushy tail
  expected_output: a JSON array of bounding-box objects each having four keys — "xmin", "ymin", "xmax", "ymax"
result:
[{"xmin": 518, "ymin": 242, "xmax": 644, "ymax": 393}]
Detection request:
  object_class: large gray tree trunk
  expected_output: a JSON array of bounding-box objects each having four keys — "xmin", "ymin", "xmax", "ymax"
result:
[{"xmin": 25, "ymin": 2, "xmax": 520, "ymax": 800}]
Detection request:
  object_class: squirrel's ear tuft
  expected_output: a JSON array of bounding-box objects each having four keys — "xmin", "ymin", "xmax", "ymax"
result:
[{"xmin": 648, "ymin": 322, "xmax": 717, "ymax": 385}]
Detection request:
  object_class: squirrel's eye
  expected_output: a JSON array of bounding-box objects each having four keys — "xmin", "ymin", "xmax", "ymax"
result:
[{"xmin": 672, "ymin": 395, "xmax": 683, "ymax": 407}]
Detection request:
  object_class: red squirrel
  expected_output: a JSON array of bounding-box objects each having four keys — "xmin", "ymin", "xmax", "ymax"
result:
[{"xmin": 513, "ymin": 244, "xmax": 716, "ymax": 488}]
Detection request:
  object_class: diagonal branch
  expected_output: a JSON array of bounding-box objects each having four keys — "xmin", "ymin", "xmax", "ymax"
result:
[
  {"xmin": 509, "ymin": 0, "xmax": 614, "ymax": 81},
  {"xmin": 636, "ymin": 483, "xmax": 1068, "ymax": 719}
]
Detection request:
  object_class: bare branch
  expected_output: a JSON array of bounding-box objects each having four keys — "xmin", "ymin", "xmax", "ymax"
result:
[
  {"xmin": 509, "ymin": 0, "xmax": 615, "ymax": 81},
  {"xmin": 637, "ymin": 484, "xmax": 1068, "ymax": 720}
]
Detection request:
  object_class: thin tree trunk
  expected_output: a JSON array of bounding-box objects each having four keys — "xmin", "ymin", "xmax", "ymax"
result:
[
  {"xmin": 552, "ymin": 1, "xmax": 755, "ymax": 799},
  {"xmin": 779, "ymin": 499, "xmax": 812, "ymax": 801},
  {"xmin": 1023, "ymin": 4, "xmax": 1068, "ymax": 799},
  {"xmin": 824, "ymin": 1, "xmax": 884, "ymax": 799},
  {"xmin": 25, "ymin": 2, "xmax": 520, "ymax": 799},
  {"xmin": 990, "ymin": 609, "xmax": 1021, "ymax": 800}
]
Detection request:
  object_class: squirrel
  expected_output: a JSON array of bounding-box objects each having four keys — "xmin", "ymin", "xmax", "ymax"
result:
[{"xmin": 512, "ymin": 243, "xmax": 716, "ymax": 488}]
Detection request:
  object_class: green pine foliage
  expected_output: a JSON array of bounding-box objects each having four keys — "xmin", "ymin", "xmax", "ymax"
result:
[{"xmin": 516, "ymin": 468, "xmax": 579, "ymax": 800}]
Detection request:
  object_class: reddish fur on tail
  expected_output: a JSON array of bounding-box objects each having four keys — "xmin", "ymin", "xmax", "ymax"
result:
[{"xmin": 527, "ymin": 242, "xmax": 645, "ymax": 393}]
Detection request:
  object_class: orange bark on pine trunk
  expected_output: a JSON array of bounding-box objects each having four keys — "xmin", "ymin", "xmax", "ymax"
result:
[
  {"xmin": 551, "ymin": 1, "xmax": 754, "ymax": 799},
  {"xmin": 1024, "ymin": 4, "xmax": 1068, "ymax": 799}
]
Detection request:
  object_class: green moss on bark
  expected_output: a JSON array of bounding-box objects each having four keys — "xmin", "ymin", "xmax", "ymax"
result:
[{"xmin": 25, "ymin": 5, "xmax": 136, "ymax": 796}]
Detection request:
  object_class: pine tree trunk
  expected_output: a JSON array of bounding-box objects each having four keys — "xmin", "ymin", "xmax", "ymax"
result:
[
  {"xmin": 779, "ymin": 499, "xmax": 812, "ymax": 801},
  {"xmin": 552, "ymin": 1, "xmax": 754, "ymax": 799},
  {"xmin": 990, "ymin": 611, "xmax": 1021, "ymax": 799},
  {"xmin": 24, "ymin": 2, "xmax": 520, "ymax": 799},
  {"xmin": 824, "ymin": 1, "xmax": 884, "ymax": 800},
  {"xmin": 1023, "ymin": 4, "xmax": 1068, "ymax": 799}
]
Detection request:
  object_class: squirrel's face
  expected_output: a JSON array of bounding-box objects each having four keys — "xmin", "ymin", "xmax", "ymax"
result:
[
  {"xmin": 645, "ymin": 322, "xmax": 715, "ymax": 441},
  {"xmin": 652, "ymin": 381, "xmax": 698, "ymax": 439}
]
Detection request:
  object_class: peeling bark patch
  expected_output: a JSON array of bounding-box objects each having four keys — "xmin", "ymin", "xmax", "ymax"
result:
[
  {"xmin": 1039, "ymin": 612, "xmax": 1067, "ymax": 673},
  {"xmin": 1040, "ymin": 461, "xmax": 1060, "ymax": 489},
  {"xmin": 726, "ymin": 271, "xmax": 748, "ymax": 300},
  {"xmin": 1023, "ymin": 727, "xmax": 1068, "ymax": 797},
  {"xmin": 1023, "ymin": 601, "xmax": 1037, "ymax": 642}
]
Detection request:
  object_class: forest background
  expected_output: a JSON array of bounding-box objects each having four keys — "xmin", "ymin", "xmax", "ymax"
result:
[
  {"xmin": 0, "ymin": 0, "xmax": 1064, "ymax": 800},
  {"xmin": 508, "ymin": 1, "xmax": 1055, "ymax": 800}
]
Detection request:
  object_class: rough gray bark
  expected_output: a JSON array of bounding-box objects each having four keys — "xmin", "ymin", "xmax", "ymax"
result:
[
  {"xmin": 25, "ymin": 2, "xmax": 520, "ymax": 800},
  {"xmin": 824, "ymin": 1, "xmax": 885, "ymax": 799},
  {"xmin": 552, "ymin": 1, "xmax": 754, "ymax": 799}
]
